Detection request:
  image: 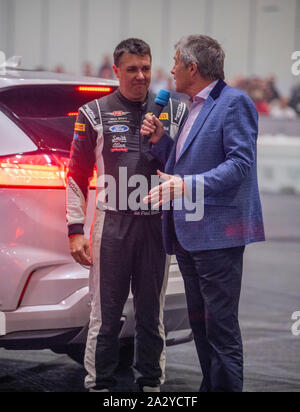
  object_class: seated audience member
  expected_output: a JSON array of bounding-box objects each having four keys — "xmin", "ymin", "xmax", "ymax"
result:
[
  {"xmin": 270, "ymin": 97, "xmax": 297, "ymax": 119},
  {"xmin": 249, "ymin": 89, "xmax": 270, "ymax": 116}
]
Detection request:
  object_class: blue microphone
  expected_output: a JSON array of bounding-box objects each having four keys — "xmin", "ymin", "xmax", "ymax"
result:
[{"xmin": 145, "ymin": 89, "xmax": 170, "ymax": 139}]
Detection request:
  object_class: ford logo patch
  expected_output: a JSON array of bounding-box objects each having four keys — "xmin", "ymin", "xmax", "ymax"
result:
[{"xmin": 109, "ymin": 125, "xmax": 129, "ymax": 133}]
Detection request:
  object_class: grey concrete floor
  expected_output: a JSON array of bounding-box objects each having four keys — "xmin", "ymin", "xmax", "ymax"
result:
[{"xmin": 0, "ymin": 193, "xmax": 299, "ymax": 392}]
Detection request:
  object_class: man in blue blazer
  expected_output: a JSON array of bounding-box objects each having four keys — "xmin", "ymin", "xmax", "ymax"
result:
[{"xmin": 141, "ymin": 35, "xmax": 265, "ymax": 392}]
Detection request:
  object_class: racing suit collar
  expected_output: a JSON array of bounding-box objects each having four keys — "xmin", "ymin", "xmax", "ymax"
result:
[{"xmin": 116, "ymin": 88, "xmax": 150, "ymax": 109}]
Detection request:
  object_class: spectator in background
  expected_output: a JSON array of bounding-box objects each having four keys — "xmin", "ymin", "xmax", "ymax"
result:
[
  {"xmin": 228, "ymin": 75, "xmax": 300, "ymax": 118},
  {"xmin": 53, "ymin": 64, "xmax": 65, "ymax": 74},
  {"xmin": 98, "ymin": 54, "xmax": 114, "ymax": 79},
  {"xmin": 249, "ymin": 88, "xmax": 270, "ymax": 116},
  {"xmin": 270, "ymin": 97, "xmax": 297, "ymax": 119},
  {"xmin": 265, "ymin": 75, "xmax": 281, "ymax": 103},
  {"xmin": 290, "ymin": 84, "xmax": 300, "ymax": 116},
  {"xmin": 229, "ymin": 74, "xmax": 249, "ymax": 90},
  {"xmin": 150, "ymin": 68, "xmax": 169, "ymax": 94},
  {"xmin": 231, "ymin": 75, "xmax": 280, "ymax": 116},
  {"xmin": 82, "ymin": 61, "xmax": 95, "ymax": 77}
]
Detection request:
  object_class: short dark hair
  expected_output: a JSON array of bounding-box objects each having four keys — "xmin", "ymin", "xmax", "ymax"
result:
[
  {"xmin": 175, "ymin": 35, "xmax": 225, "ymax": 81},
  {"xmin": 113, "ymin": 38, "xmax": 152, "ymax": 67}
]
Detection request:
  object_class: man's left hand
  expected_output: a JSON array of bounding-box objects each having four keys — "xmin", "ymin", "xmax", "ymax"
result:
[{"xmin": 143, "ymin": 170, "xmax": 187, "ymax": 208}]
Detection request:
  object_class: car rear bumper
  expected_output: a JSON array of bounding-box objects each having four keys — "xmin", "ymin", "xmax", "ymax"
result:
[
  {"xmin": 0, "ymin": 287, "xmax": 90, "ymax": 336},
  {"xmin": 0, "ymin": 295, "xmax": 191, "ymax": 350},
  {"xmin": 0, "ymin": 278, "xmax": 190, "ymax": 350}
]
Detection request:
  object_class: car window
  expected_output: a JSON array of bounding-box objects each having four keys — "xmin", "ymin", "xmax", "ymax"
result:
[
  {"xmin": 0, "ymin": 110, "xmax": 37, "ymax": 156},
  {"xmin": 0, "ymin": 85, "xmax": 116, "ymax": 153}
]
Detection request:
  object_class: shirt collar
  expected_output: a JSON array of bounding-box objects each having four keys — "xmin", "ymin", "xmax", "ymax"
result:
[{"xmin": 191, "ymin": 80, "xmax": 219, "ymax": 104}]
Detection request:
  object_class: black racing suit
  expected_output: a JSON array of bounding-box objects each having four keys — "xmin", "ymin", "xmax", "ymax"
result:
[{"xmin": 67, "ymin": 89, "xmax": 188, "ymax": 390}]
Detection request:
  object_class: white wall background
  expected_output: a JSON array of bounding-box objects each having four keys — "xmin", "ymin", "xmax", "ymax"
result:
[
  {"xmin": 0, "ymin": 0, "xmax": 9, "ymax": 56},
  {"xmin": 0, "ymin": 0, "xmax": 299, "ymax": 92}
]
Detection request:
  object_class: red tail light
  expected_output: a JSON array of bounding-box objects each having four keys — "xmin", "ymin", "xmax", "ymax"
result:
[
  {"xmin": 67, "ymin": 112, "xmax": 79, "ymax": 117},
  {"xmin": 77, "ymin": 86, "xmax": 112, "ymax": 93},
  {"xmin": 0, "ymin": 154, "xmax": 97, "ymax": 189}
]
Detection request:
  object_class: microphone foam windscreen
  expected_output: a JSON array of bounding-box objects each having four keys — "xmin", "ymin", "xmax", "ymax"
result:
[{"xmin": 154, "ymin": 89, "xmax": 170, "ymax": 106}]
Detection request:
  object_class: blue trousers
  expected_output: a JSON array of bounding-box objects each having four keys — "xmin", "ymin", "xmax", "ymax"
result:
[{"xmin": 175, "ymin": 240, "xmax": 245, "ymax": 392}]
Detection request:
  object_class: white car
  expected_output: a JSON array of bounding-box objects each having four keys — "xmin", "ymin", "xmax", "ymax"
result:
[{"xmin": 0, "ymin": 67, "xmax": 191, "ymax": 365}]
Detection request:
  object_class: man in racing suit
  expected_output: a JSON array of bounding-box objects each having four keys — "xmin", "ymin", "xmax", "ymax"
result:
[{"xmin": 66, "ymin": 38, "xmax": 188, "ymax": 392}]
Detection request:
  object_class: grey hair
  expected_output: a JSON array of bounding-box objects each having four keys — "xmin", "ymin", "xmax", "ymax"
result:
[{"xmin": 175, "ymin": 35, "xmax": 225, "ymax": 81}]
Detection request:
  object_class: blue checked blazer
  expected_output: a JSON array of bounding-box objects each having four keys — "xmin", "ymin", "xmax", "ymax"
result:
[{"xmin": 150, "ymin": 80, "xmax": 265, "ymax": 254}]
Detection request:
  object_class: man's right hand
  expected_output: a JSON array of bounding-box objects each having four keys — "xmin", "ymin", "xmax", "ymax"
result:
[
  {"xmin": 140, "ymin": 114, "xmax": 165, "ymax": 144},
  {"xmin": 69, "ymin": 234, "xmax": 92, "ymax": 266}
]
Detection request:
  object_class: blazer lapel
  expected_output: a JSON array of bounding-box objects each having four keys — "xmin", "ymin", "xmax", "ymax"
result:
[
  {"xmin": 165, "ymin": 143, "xmax": 176, "ymax": 174},
  {"xmin": 176, "ymin": 95, "xmax": 216, "ymax": 164}
]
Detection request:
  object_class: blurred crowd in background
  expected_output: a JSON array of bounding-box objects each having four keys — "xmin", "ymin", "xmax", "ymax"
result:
[
  {"xmin": 52, "ymin": 55, "xmax": 300, "ymax": 119},
  {"xmin": 230, "ymin": 75, "xmax": 300, "ymax": 119}
]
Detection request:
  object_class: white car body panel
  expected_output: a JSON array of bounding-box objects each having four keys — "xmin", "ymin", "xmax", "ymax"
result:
[{"xmin": 0, "ymin": 69, "xmax": 119, "ymax": 87}]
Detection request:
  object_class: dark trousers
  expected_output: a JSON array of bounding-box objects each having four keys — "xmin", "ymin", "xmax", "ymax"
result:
[
  {"xmin": 84, "ymin": 211, "xmax": 167, "ymax": 390},
  {"xmin": 174, "ymin": 239, "xmax": 245, "ymax": 392}
]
